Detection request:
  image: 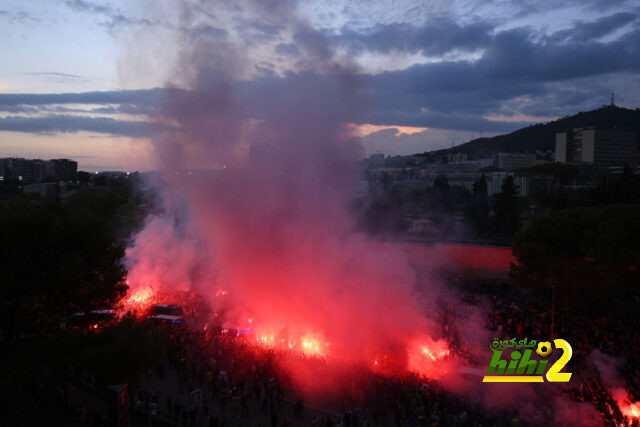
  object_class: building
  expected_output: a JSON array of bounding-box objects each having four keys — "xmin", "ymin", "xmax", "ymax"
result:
[
  {"xmin": 32, "ymin": 159, "xmax": 48, "ymax": 182},
  {"xmin": 1, "ymin": 158, "xmax": 34, "ymax": 182},
  {"xmin": 492, "ymin": 151, "xmax": 536, "ymax": 171},
  {"xmin": 420, "ymin": 158, "xmax": 492, "ymax": 175},
  {"xmin": 0, "ymin": 158, "xmax": 78, "ymax": 183},
  {"xmin": 47, "ymin": 158, "xmax": 78, "ymax": 181},
  {"xmin": 444, "ymin": 172, "xmax": 530, "ymax": 197},
  {"xmin": 23, "ymin": 182, "xmax": 59, "ymax": 196},
  {"xmin": 447, "ymin": 152, "xmax": 468, "ymax": 163},
  {"xmin": 555, "ymin": 127, "xmax": 637, "ymax": 173},
  {"xmin": 408, "ymin": 218, "xmax": 438, "ymax": 237},
  {"xmin": 366, "ymin": 153, "xmax": 386, "ymax": 166}
]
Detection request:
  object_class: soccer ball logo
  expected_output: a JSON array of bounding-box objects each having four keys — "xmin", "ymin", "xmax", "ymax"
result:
[{"xmin": 536, "ymin": 341, "xmax": 553, "ymax": 358}]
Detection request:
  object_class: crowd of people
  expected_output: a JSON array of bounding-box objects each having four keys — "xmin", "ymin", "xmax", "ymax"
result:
[
  {"xmin": 59, "ymin": 277, "xmax": 640, "ymax": 426},
  {"xmin": 130, "ymin": 322, "xmax": 511, "ymax": 427},
  {"xmin": 449, "ymin": 278, "xmax": 640, "ymax": 426}
]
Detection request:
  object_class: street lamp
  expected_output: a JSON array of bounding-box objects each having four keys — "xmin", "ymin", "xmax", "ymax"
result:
[{"xmin": 550, "ymin": 285, "xmax": 555, "ymax": 340}]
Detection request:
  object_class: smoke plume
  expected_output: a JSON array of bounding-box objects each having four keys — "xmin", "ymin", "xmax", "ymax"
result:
[
  {"xmin": 123, "ymin": 2, "xmax": 614, "ymax": 422},
  {"xmin": 125, "ymin": 0, "xmax": 448, "ymax": 395}
]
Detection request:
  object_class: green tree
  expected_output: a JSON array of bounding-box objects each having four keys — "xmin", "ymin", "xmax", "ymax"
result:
[
  {"xmin": 69, "ymin": 316, "xmax": 167, "ymax": 389},
  {"xmin": 511, "ymin": 204, "xmax": 640, "ymax": 308},
  {"xmin": 466, "ymin": 174, "xmax": 490, "ymax": 233},
  {"xmin": 0, "ymin": 188, "xmax": 159, "ymax": 424},
  {"xmin": 433, "ymin": 174, "xmax": 450, "ymax": 191},
  {"xmin": 517, "ymin": 162, "xmax": 579, "ymax": 184},
  {"xmin": 77, "ymin": 170, "xmax": 91, "ymax": 184},
  {"xmin": 0, "ymin": 191, "xmax": 131, "ymax": 340},
  {"xmin": 493, "ymin": 175, "xmax": 521, "ymax": 235}
]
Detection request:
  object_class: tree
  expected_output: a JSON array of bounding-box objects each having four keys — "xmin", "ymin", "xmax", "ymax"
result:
[
  {"xmin": 69, "ymin": 316, "xmax": 167, "ymax": 389},
  {"xmin": 511, "ymin": 204, "xmax": 640, "ymax": 309},
  {"xmin": 534, "ymin": 166, "xmax": 640, "ymax": 211},
  {"xmin": 433, "ymin": 174, "xmax": 450, "ymax": 191},
  {"xmin": 492, "ymin": 176, "xmax": 521, "ymax": 235},
  {"xmin": 77, "ymin": 170, "xmax": 91, "ymax": 184},
  {"xmin": 0, "ymin": 191, "xmax": 132, "ymax": 340},
  {"xmin": 466, "ymin": 174, "xmax": 490, "ymax": 233},
  {"xmin": 0, "ymin": 189, "xmax": 158, "ymax": 424},
  {"xmin": 517, "ymin": 163, "xmax": 579, "ymax": 182},
  {"xmin": 426, "ymin": 175, "xmax": 458, "ymax": 235},
  {"xmin": 93, "ymin": 173, "xmax": 108, "ymax": 186}
]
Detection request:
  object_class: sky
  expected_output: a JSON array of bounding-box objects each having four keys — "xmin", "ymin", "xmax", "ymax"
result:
[{"xmin": 0, "ymin": 0, "xmax": 639, "ymax": 171}]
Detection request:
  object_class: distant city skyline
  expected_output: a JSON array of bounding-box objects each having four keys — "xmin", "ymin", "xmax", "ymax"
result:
[{"xmin": 1, "ymin": 0, "xmax": 639, "ymax": 171}]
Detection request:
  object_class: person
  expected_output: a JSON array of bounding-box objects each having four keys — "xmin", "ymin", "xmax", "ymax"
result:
[
  {"xmin": 293, "ymin": 397, "xmax": 303, "ymax": 418},
  {"xmin": 241, "ymin": 393, "xmax": 249, "ymax": 417},
  {"xmin": 344, "ymin": 407, "xmax": 352, "ymax": 427},
  {"xmin": 173, "ymin": 402, "xmax": 180, "ymax": 425}
]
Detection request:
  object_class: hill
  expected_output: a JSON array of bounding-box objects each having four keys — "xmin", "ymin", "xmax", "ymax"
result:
[{"xmin": 422, "ymin": 105, "xmax": 640, "ymax": 160}]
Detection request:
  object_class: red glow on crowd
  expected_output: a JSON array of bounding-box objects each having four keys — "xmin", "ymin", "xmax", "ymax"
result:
[
  {"xmin": 243, "ymin": 322, "xmax": 330, "ymax": 358},
  {"xmin": 611, "ymin": 388, "xmax": 640, "ymax": 420},
  {"xmin": 407, "ymin": 337, "xmax": 451, "ymax": 379},
  {"xmin": 121, "ymin": 283, "xmax": 455, "ymax": 383},
  {"xmin": 622, "ymin": 402, "xmax": 640, "ymax": 419},
  {"xmin": 123, "ymin": 285, "xmax": 155, "ymax": 312}
]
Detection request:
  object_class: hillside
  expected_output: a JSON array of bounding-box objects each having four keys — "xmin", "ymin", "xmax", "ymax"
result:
[{"xmin": 424, "ymin": 105, "xmax": 640, "ymax": 160}]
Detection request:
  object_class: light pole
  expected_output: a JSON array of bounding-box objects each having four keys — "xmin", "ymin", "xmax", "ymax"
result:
[{"xmin": 550, "ymin": 285, "xmax": 555, "ymax": 340}]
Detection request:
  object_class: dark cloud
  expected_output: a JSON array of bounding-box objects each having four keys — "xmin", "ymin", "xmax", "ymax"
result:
[
  {"xmin": 344, "ymin": 19, "xmax": 640, "ymax": 129},
  {"xmin": 330, "ymin": 9, "xmax": 640, "ymax": 67},
  {"xmin": 0, "ymin": 89, "xmax": 162, "ymax": 119},
  {"xmin": 581, "ymin": 0, "xmax": 633, "ymax": 12},
  {"xmin": 354, "ymin": 127, "xmax": 492, "ymax": 156},
  {"xmin": 477, "ymin": 27, "xmax": 640, "ymax": 82},
  {"xmin": 0, "ymin": 104, "xmax": 155, "ymax": 115},
  {"xmin": 88, "ymin": 106, "xmax": 118, "ymax": 114},
  {"xmin": 23, "ymin": 72, "xmax": 92, "ymax": 84},
  {"xmin": 483, "ymin": 0, "xmax": 632, "ymax": 18},
  {"xmin": 0, "ymin": 9, "xmax": 39, "ymax": 24},
  {"xmin": 548, "ymin": 12, "xmax": 638, "ymax": 43},
  {"xmin": 0, "ymin": 115, "xmax": 158, "ymax": 137},
  {"xmin": 361, "ymin": 59, "xmax": 540, "ymax": 124},
  {"xmin": 63, "ymin": 0, "xmax": 166, "ymax": 34},
  {"xmin": 364, "ymin": 108, "xmax": 526, "ymax": 132},
  {"xmin": 101, "ymin": 14, "xmax": 163, "ymax": 33},
  {"xmin": 233, "ymin": 17, "xmax": 281, "ymax": 43},
  {"xmin": 2, "ymin": 14, "xmax": 639, "ymax": 138},
  {"xmin": 0, "ymin": 105, "xmax": 39, "ymax": 114},
  {"xmin": 25, "ymin": 72, "xmax": 86, "ymax": 79},
  {"xmin": 189, "ymin": 24, "xmax": 228, "ymax": 39},
  {"xmin": 64, "ymin": 0, "xmax": 113, "ymax": 15},
  {"xmin": 0, "ymin": 88, "xmax": 166, "ymax": 108},
  {"xmin": 275, "ymin": 42, "xmax": 300, "ymax": 56},
  {"xmin": 357, "ymin": 27, "xmax": 640, "ymax": 128},
  {"xmin": 333, "ymin": 18, "xmax": 494, "ymax": 56}
]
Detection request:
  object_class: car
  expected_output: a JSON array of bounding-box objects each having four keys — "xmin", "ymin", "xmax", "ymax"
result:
[
  {"xmin": 66, "ymin": 309, "xmax": 117, "ymax": 331},
  {"xmin": 147, "ymin": 304, "xmax": 185, "ymax": 324}
]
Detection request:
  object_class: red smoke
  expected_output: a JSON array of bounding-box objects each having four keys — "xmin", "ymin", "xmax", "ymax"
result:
[
  {"xmin": 121, "ymin": 1, "xmax": 623, "ymax": 423},
  {"xmin": 590, "ymin": 350, "xmax": 640, "ymax": 423},
  {"xmin": 123, "ymin": 0, "xmax": 450, "ymax": 397}
]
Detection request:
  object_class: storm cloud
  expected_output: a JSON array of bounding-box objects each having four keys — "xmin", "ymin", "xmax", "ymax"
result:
[
  {"xmin": 2, "ymin": 4, "xmax": 639, "ymax": 151},
  {"xmin": 332, "ymin": 18, "xmax": 494, "ymax": 56},
  {"xmin": 0, "ymin": 115, "xmax": 159, "ymax": 137}
]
